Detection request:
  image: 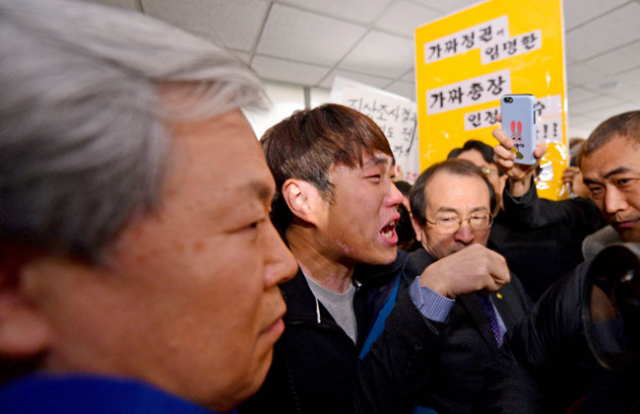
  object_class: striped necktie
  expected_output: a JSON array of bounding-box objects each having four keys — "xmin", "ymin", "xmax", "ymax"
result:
[{"xmin": 478, "ymin": 294, "xmax": 503, "ymax": 347}]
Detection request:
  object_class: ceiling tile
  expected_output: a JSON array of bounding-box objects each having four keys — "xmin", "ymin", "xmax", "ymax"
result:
[
  {"xmin": 401, "ymin": 69, "xmax": 415, "ymax": 82},
  {"xmin": 410, "ymin": 0, "xmax": 480, "ymax": 15},
  {"xmin": 607, "ymin": 66, "xmax": 640, "ymax": 89},
  {"xmin": 273, "ymin": 0, "xmax": 392, "ymax": 24},
  {"xmin": 252, "ymin": 56, "xmax": 330, "ymax": 86},
  {"xmin": 567, "ymin": 86, "xmax": 600, "ymax": 104},
  {"xmin": 385, "ymin": 81, "xmax": 416, "ymax": 100},
  {"xmin": 565, "ymin": 2, "xmax": 640, "ymax": 61},
  {"xmin": 232, "ymin": 51, "xmax": 252, "ymax": 64},
  {"xmin": 581, "ymin": 102, "xmax": 640, "ymax": 121},
  {"xmin": 563, "ymin": 0, "xmax": 628, "ymax": 30},
  {"xmin": 566, "ymin": 62, "xmax": 602, "ymax": 86},
  {"xmin": 583, "ymin": 40, "xmax": 640, "ymax": 75},
  {"xmin": 141, "ymin": 0, "xmax": 269, "ymax": 52},
  {"xmin": 601, "ymin": 83, "xmax": 640, "ymax": 102},
  {"xmin": 374, "ymin": 1, "xmax": 442, "ymax": 38},
  {"xmin": 320, "ymin": 70, "xmax": 392, "ymax": 89},
  {"xmin": 339, "ymin": 30, "xmax": 414, "ymax": 78},
  {"xmin": 257, "ymin": 4, "xmax": 367, "ymax": 66},
  {"xmin": 567, "ymin": 113, "xmax": 601, "ymax": 138},
  {"xmin": 85, "ymin": 0, "xmax": 139, "ymax": 11},
  {"xmin": 568, "ymin": 95, "xmax": 623, "ymax": 115}
]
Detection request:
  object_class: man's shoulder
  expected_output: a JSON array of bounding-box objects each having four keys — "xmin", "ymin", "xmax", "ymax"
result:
[
  {"xmin": 354, "ymin": 249, "xmax": 411, "ymax": 287},
  {"xmin": 0, "ymin": 375, "xmax": 217, "ymax": 414},
  {"xmin": 407, "ymin": 247, "xmax": 436, "ymax": 274}
]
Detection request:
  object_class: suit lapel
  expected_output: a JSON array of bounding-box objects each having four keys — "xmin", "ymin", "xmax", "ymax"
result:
[
  {"xmin": 490, "ymin": 283, "xmax": 520, "ymax": 330},
  {"xmin": 458, "ymin": 294, "xmax": 500, "ymax": 349}
]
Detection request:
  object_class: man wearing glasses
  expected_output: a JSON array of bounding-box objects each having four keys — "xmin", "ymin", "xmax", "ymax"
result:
[
  {"xmin": 448, "ymin": 139, "xmax": 605, "ymax": 301},
  {"xmin": 408, "ymin": 159, "xmax": 531, "ymax": 414}
]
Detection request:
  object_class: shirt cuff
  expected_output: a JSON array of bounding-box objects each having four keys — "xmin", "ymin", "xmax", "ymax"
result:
[{"xmin": 409, "ymin": 277, "xmax": 454, "ymax": 322}]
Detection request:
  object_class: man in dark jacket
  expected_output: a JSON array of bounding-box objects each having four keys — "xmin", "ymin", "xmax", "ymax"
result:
[
  {"xmin": 240, "ymin": 104, "xmax": 512, "ymax": 414},
  {"xmin": 481, "ymin": 111, "xmax": 640, "ymax": 413},
  {"xmin": 408, "ymin": 159, "xmax": 532, "ymax": 414}
]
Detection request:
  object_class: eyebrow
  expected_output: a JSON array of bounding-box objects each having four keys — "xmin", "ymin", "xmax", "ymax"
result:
[
  {"xmin": 603, "ymin": 166, "xmax": 636, "ymax": 179},
  {"xmin": 435, "ymin": 206, "xmax": 489, "ymax": 214},
  {"xmin": 436, "ymin": 207, "xmax": 460, "ymax": 214},
  {"xmin": 584, "ymin": 166, "xmax": 638, "ymax": 185},
  {"xmin": 364, "ymin": 155, "xmax": 391, "ymax": 168},
  {"xmin": 247, "ymin": 179, "xmax": 274, "ymax": 203}
]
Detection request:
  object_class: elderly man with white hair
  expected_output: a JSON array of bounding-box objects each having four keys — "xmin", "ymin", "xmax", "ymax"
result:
[{"xmin": 0, "ymin": 1, "xmax": 297, "ymax": 413}]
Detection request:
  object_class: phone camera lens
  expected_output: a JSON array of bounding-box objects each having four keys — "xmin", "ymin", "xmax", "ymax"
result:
[{"xmin": 504, "ymin": 97, "xmax": 513, "ymax": 103}]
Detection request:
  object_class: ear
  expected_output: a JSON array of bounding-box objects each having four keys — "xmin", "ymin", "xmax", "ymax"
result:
[
  {"xmin": 517, "ymin": 121, "xmax": 522, "ymax": 134},
  {"xmin": 410, "ymin": 216, "xmax": 426, "ymax": 244},
  {"xmin": 510, "ymin": 120, "xmax": 515, "ymax": 133},
  {"xmin": 281, "ymin": 179, "xmax": 326, "ymax": 226},
  {"xmin": 0, "ymin": 244, "xmax": 53, "ymax": 360}
]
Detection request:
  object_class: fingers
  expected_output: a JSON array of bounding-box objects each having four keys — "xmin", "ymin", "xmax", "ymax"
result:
[
  {"xmin": 562, "ymin": 167, "xmax": 578, "ymax": 183},
  {"xmin": 533, "ymin": 143, "xmax": 547, "ymax": 159},
  {"xmin": 493, "ymin": 145, "xmax": 515, "ymax": 177},
  {"xmin": 480, "ymin": 249, "xmax": 511, "ymax": 292},
  {"xmin": 492, "ymin": 127, "xmax": 515, "ymax": 174},
  {"xmin": 493, "ymin": 142, "xmax": 514, "ymax": 161},
  {"xmin": 492, "ymin": 127, "xmax": 512, "ymax": 149},
  {"xmin": 424, "ymin": 245, "xmax": 511, "ymax": 297}
]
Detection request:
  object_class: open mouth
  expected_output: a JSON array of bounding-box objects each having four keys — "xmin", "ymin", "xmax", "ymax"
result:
[
  {"xmin": 379, "ymin": 215, "xmax": 400, "ymax": 247},
  {"xmin": 381, "ymin": 220, "xmax": 397, "ymax": 239}
]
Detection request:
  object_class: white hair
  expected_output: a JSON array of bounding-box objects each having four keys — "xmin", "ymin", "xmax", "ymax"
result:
[{"xmin": 0, "ymin": 0, "xmax": 266, "ymax": 261}]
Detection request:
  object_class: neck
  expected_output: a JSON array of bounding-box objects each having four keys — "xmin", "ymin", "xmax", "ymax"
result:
[{"xmin": 286, "ymin": 225, "xmax": 355, "ymax": 293}]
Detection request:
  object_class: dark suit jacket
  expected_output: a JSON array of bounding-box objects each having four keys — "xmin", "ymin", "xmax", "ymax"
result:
[{"xmin": 408, "ymin": 247, "xmax": 532, "ymax": 414}]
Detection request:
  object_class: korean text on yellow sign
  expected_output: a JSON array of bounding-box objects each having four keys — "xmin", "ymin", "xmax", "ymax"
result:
[{"xmin": 415, "ymin": 0, "xmax": 567, "ymax": 199}]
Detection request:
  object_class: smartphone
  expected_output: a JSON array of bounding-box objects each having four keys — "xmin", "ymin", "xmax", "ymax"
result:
[{"xmin": 500, "ymin": 94, "xmax": 536, "ymax": 165}]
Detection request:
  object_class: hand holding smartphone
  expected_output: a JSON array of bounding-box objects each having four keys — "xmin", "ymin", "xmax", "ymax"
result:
[{"xmin": 500, "ymin": 94, "xmax": 536, "ymax": 165}]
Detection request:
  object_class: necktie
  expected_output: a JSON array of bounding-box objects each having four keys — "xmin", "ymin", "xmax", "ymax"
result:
[{"xmin": 478, "ymin": 294, "xmax": 503, "ymax": 347}]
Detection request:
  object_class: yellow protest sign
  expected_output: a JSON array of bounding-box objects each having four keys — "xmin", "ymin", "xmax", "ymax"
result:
[{"xmin": 415, "ymin": 0, "xmax": 567, "ymax": 199}]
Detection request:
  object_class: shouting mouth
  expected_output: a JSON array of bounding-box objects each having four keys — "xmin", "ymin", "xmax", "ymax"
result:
[{"xmin": 380, "ymin": 218, "xmax": 399, "ymax": 246}]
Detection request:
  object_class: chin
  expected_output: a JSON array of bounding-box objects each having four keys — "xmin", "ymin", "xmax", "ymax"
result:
[
  {"xmin": 371, "ymin": 248, "xmax": 398, "ymax": 265},
  {"xmin": 232, "ymin": 348, "xmax": 274, "ymax": 406}
]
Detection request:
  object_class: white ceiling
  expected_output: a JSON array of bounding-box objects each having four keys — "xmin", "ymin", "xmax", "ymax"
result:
[{"xmin": 90, "ymin": 0, "xmax": 640, "ymax": 139}]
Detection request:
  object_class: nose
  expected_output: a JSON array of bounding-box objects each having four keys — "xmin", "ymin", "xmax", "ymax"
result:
[
  {"xmin": 264, "ymin": 222, "xmax": 297, "ymax": 288},
  {"xmin": 388, "ymin": 181, "xmax": 404, "ymax": 207},
  {"xmin": 603, "ymin": 187, "xmax": 628, "ymax": 215},
  {"xmin": 453, "ymin": 220, "xmax": 475, "ymax": 244}
]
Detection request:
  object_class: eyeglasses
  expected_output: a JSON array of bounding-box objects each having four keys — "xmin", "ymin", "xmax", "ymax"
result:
[{"xmin": 425, "ymin": 213, "xmax": 493, "ymax": 234}]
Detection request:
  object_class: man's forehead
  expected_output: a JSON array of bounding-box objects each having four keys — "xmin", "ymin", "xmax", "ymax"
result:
[
  {"xmin": 331, "ymin": 152, "xmax": 394, "ymax": 172},
  {"xmin": 582, "ymin": 135, "xmax": 640, "ymax": 175},
  {"xmin": 426, "ymin": 171, "xmax": 490, "ymax": 205}
]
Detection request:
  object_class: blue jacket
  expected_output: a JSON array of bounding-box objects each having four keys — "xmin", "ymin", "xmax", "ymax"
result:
[{"xmin": 0, "ymin": 374, "xmax": 228, "ymax": 414}]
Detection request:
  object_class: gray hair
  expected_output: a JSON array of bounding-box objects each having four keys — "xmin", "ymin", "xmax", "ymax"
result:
[{"xmin": 0, "ymin": 0, "xmax": 266, "ymax": 262}]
